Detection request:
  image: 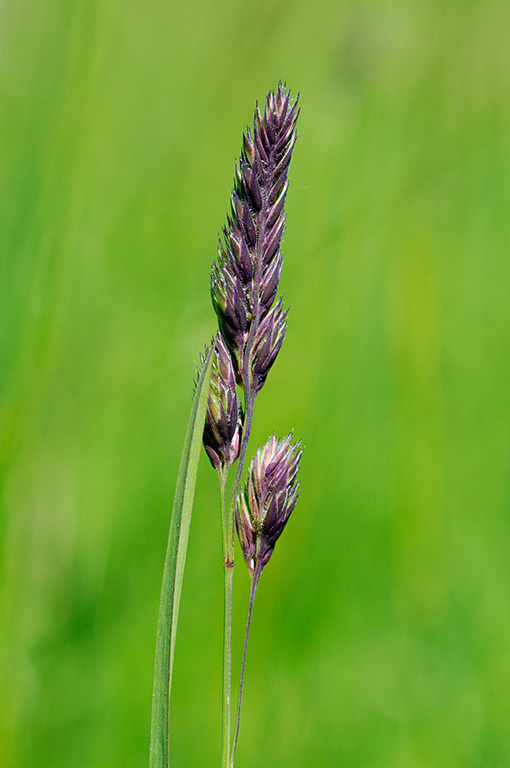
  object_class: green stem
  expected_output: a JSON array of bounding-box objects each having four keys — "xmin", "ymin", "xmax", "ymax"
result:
[
  {"xmin": 221, "ymin": 391, "xmax": 254, "ymax": 767},
  {"xmin": 219, "ymin": 471, "xmax": 231, "ymax": 768},
  {"xmin": 230, "ymin": 568, "xmax": 261, "ymax": 768}
]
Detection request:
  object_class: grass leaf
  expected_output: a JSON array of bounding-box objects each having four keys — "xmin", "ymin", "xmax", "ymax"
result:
[{"xmin": 149, "ymin": 343, "xmax": 214, "ymax": 768}]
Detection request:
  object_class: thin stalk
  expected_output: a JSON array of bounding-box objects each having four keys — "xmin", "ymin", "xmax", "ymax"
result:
[
  {"xmin": 219, "ymin": 470, "xmax": 231, "ymax": 768},
  {"xmin": 230, "ymin": 568, "xmax": 261, "ymax": 768},
  {"xmin": 220, "ymin": 387, "xmax": 254, "ymax": 768}
]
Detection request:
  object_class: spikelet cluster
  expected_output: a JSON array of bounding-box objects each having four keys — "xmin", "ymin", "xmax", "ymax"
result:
[
  {"xmin": 211, "ymin": 85, "xmax": 299, "ymax": 394},
  {"xmin": 202, "ymin": 334, "xmax": 243, "ymax": 473},
  {"xmin": 236, "ymin": 434, "xmax": 301, "ymax": 577}
]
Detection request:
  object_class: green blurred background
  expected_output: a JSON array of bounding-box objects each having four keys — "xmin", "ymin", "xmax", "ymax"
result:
[{"xmin": 1, "ymin": 0, "xmax": 509, "ymax": 766}]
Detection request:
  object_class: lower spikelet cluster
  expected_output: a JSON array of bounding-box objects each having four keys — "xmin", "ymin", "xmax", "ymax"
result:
[{"xmin": 236, "ymin": 434, "xmax": 301, "ymax": 576}]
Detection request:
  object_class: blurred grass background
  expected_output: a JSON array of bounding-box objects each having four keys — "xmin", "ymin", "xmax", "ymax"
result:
[{"xmin": 1, "ymin": 0, "xmax": 509, "ymax": 766}]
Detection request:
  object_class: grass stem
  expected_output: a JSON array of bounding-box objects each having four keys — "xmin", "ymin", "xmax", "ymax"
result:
[
  {"xmin": 220, "ymin": 471, "xmax": 231, "ymax": 768},
  {"xmin": 221, "ymin": 388, "xmax": 254, "ymax": 766},
  {"xmin": 230, "ymin": 568, "xmax": 261, "ymax": 768}
]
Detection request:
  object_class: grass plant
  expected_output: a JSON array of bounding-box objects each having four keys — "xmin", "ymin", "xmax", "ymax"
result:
[
  {"xmin": 2, "ymin": 2, "xmax": 509, "ymax": 766},
  {"xmin": 150, "ymin": 86, "xmax": 302, "ymax": 768}
]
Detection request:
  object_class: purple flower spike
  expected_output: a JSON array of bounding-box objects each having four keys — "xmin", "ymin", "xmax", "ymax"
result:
[
  {"xmin": 203, "ymin": 334, "xmax": 243, "ymax": 473},
  {"xmin": 236, "ymin": 434, "xmax": 302, "ymax": 577},
  {"xmin": 211, "ymin": 84, "xmax": 299, "ymax": 393}
]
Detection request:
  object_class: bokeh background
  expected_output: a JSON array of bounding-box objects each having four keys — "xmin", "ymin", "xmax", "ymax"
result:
[{"xmin": 1, "ymin": 0, "xmax": 509, "ymax": 766}]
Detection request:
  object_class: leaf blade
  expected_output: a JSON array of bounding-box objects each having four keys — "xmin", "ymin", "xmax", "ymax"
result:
[{"xmin": 150, "ymin": 343, "xmax": 214, "ymax": 768}]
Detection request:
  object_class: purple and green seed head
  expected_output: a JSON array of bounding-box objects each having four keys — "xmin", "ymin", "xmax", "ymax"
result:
[
  {"xmin": 211, "ymin": 84, "xmax": 299, "ymax": 394},
  {"xmin": 236, "ymin": 433, "xmax": 302, "ymax": 576}
]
